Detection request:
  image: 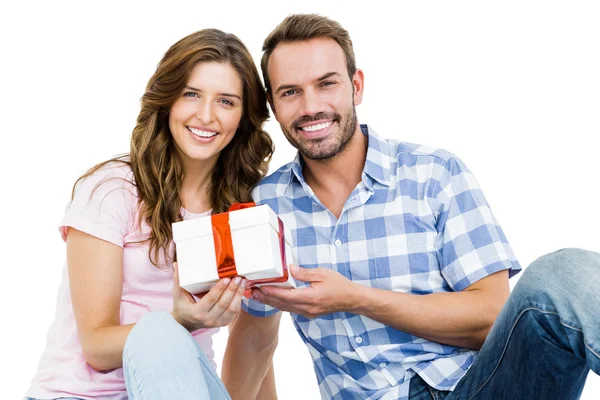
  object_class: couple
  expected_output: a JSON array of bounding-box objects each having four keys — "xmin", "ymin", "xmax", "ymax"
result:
[{"xmin": 26, "ymin": 13, "xmax": 600, "ymax": 400}]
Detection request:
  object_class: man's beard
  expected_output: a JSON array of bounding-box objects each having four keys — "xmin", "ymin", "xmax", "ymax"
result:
[{"xmin": 282, "ymin": 106, "xmax": 357, "ymax": 161}]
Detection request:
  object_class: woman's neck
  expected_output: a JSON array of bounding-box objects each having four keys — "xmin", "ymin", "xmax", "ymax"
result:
[{"xmin": 180, "ymin": 157, "xmax": 217, "ymax": 214}]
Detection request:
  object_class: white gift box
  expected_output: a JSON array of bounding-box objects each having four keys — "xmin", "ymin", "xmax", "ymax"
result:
[{"xmin": 172, "ymin": 204, "xmax": 296, "ymax": 294}]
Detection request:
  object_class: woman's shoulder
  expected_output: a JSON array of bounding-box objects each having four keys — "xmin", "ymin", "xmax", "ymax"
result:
[
  {"xmin": 75, "ymin": 159, "xmax": 137, "ymax": 196},
  {"xmin": 67, "ymin": 159, "xmax": 140, "ymax": 218},
  {"xmin": 86, "ymin": 159, "xmax": 135, "ymax": 182},
  {"xmin": 60, "ymin": 159, "xmax": 139, "ymax": 244}
]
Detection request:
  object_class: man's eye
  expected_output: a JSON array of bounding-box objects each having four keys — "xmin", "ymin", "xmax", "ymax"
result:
[{"xmin": 282, "ymin": 89, "xmax": 298, "ymax": 97}]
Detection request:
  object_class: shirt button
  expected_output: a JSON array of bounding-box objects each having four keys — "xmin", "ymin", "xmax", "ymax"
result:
[
  {"xmin": 334, "ymin": 239, "xmax": 342, "ymax": 247},
  {"xmin": 355, "ymin": 336, "xmax": 363, "ymax": 344},
  {"xmin": 379, "ymin": 363, "xmax": 387, "ymax": 369}
]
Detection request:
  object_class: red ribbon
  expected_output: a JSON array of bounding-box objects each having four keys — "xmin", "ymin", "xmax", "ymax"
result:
[{"xmin": 210, "ymin": 202, "xmax": 289, "ymax": 293}]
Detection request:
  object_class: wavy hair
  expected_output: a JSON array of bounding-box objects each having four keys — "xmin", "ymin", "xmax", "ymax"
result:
[{"xmin": 73, "ymin": 29, "xmax": 273, "ymax": 267}]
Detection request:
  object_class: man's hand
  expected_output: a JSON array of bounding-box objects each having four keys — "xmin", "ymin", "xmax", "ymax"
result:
[{"xmin": 252, "ymin": 265, "xmax": 364, "ymax": 318}]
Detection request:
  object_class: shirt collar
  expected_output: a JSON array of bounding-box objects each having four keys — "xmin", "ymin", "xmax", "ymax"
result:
[
  {"xmin": 284, "ymin": 123, "xmax": 392, "ymax": 189},
  {"xmin": 361, "ymin": 124, "xmax": 392, "ymax": 187}
]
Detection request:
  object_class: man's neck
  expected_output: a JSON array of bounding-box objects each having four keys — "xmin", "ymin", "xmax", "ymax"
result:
[{"xmin": 302, "ymin": 127, "xmax": 368, "ymax": 218}]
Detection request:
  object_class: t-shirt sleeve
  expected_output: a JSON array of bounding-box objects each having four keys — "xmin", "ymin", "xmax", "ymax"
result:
[
  {"xmin": 432, "ymin": 156, "xmax": 521, "ymax": 291},
  {"xmin": 59, "ymin": 165, "xmax": 136, "ymax": 247}
]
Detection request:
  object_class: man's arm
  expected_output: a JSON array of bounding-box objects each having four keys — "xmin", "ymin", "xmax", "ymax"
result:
[
  {"xmin": 222, "ymin": 310, "xmax": 281, "ymax": 399},
  {"xmin": 354, "ymin": 270, "xmax": 509, "ymax": 349},
  {"xmin": 254, "ymin": 266, "xmax": 509, "ymax": 350}
]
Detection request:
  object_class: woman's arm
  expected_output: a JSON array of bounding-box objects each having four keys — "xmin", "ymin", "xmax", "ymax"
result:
[
  {"xmin": 67, "ymin": 227, "xmax": 132, "ymax": 371},
  {"xmin": 67, "ymin": 228, "xmax": 247, "ymax": 371}
]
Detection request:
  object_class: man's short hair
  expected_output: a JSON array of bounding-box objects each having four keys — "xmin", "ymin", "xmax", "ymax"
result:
[{"xmin": 261, "ymin": 14, "xmax": 357, "ymax": 94}]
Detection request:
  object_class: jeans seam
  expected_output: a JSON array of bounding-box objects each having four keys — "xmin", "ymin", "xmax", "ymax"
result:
[
  {"xmin": 559, "ymin": 320, "xmax": 600, "ymax": 360},
  {"xmin": 468, "ymin": 307, "xmax": 573, "ymax": 400},
  {"xmin": 585, "ymin": 340, "xmax": 600, "ymax": 360},
  {"xmin": 195, "ymin": 352, "xmax": 230, "ymax": 397},
  {"xmin": 123, "ymin": 347, "xmax": 146, "ymax": 399}
]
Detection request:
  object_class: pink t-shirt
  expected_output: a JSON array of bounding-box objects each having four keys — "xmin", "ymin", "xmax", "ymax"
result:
[{"xmin": 26, "ymin": 163, "xmax": 218, "ymax": 400}]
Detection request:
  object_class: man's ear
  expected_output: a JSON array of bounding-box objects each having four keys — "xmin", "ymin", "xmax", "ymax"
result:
[
  {"xmin": 267, "ymin": 90, "xmax": 276, "ymax": 116},
  {"xmin": 352, "ymin": 69, "xmax": 365, "ymax": 106}
]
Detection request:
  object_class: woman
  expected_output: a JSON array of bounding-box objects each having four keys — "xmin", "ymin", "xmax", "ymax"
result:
[{"xmin": 26, "ymin": 28, "xmax": 274, "ymax": 399}]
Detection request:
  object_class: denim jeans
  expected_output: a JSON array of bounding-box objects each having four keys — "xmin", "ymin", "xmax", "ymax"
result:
[
  {"xmin": 121, "ymin": 311, "xmax": 231, "ymax": 399},
  {"xmin": 409, "ymin": 248, "xmax": 600, "ymax": 399}
]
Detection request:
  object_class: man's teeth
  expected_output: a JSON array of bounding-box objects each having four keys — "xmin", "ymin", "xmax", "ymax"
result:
[
  {"xmin": 189, "ymin": 127, "xmax": 218, "ymax": 138},
  {"xmin": 301, "ymin": 121, "xmax": 332, "ymax": 132}
]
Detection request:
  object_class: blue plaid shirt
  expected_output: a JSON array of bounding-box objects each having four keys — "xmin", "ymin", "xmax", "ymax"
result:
[{"xmin": 244, "ymin": 125, "xmax": 521, "ymax": 400}]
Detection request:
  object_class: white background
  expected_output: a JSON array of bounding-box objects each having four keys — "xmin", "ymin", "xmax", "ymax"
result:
[{"xmin": 2, "ymin": 1, "xmax": 599, "ymax": 398}]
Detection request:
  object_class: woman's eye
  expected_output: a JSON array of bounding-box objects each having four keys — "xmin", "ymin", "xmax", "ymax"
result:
[
  {"xmin": 183, "ymin": 92, "xmax": 198, "ymax": 98},
  {"xmin": 219, "ymin": 99, "xmax": 234, "ymax": 106}
]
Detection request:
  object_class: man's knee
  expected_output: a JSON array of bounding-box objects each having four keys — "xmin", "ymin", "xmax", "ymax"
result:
[
  {"xmin": 526, "ymin": 248, "xmax": 599, "ymax": 279},
  {"xmin": 516, "ymin": 248, "xmax": 600, "ymax": 303}
]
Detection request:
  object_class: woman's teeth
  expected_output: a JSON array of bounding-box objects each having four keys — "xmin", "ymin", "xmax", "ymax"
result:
[{"xmin": 188, "ymin": 127, "xmax": 218, "ymax": 138}]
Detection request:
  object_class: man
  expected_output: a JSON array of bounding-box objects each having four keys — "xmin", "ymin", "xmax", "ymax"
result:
[{"xmin": 223, "ymin": 14, "xmax": 600, "ymax": 400}]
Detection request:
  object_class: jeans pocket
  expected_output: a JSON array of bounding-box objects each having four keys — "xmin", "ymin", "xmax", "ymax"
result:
[{"xmin": 428, "ymin": 387, "xmax": 450, "ymax": 400}]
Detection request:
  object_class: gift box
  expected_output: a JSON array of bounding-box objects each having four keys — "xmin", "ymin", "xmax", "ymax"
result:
[{"xmin": 172, "ymin": 202, "xmax": 296, "ymax": 294}]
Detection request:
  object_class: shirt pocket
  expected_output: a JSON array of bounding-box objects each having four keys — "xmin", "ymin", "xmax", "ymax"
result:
[
  {"xmin": 370, "ymin": 233, "xmax": 445, "ymax": 294},
  {"xmin": 368, "ymin": 237, "xmax": 412, "ymax": 291}
]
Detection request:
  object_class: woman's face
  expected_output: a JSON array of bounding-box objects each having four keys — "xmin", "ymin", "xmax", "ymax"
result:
[{"xmin": 169, "ymin": 62, "xmax": 243, "ymax": 168}]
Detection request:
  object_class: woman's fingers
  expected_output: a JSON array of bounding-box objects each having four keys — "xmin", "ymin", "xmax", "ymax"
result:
[
  {"xmin": 217, "ymin": 277, "xmax": 247, "ymax": 323},
  {"xmin": 173, "ymin": 275, "xmax": 248, "ymax": 329},
  {"xmin": 202, "ymin": 277, "xmax": 246, "ymax": 324},
  {"xmin": 196, "ymin": 277, "xmax": 232, "ymax": 313}
]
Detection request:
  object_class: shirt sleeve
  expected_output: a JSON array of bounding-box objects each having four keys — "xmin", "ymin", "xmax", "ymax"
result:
[
  {"xmin": 59, "ymin": 164, "xmax": 136, "ymax": 247},
  {"xmin": 242, "ymin": 296, "xmax": 280, "ymax": 317},
  {"xmin": 432, "ymin": 156, "xmax": 521, "ymax": 291}
]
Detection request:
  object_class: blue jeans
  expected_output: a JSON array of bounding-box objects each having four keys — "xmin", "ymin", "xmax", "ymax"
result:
[
  {"xmin": 122, "ymin": 311, "xmax": 231, "ymax": 399},
  {"xmin": 27, "ymin": 312, "xmax": 230, "ymax": 400},
  {"xmin": 409, "ymin": 248, "xmax": 600, "ymax": 399}
]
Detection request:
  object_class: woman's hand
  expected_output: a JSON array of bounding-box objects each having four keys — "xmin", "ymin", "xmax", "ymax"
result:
[{"xmin": 171, "ymin": 262, "xmax": 247, "ymax": 332}]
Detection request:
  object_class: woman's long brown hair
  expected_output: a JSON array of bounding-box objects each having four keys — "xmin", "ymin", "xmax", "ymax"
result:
[{"xmin": 72, "ymin": 29, "xmax": 273, "ymax": 267}]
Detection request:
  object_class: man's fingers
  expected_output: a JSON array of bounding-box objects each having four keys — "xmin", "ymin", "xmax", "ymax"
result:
[
  {"xmin": 253, "ymin": 288, "xmax": 317, "ymax": 316},
  {"xmin": 252, "ymin": 288, "xmax": 287, "ymax": 311},
  {"xmin": 253, "ymin": 286, "xmax": 311, "ymax": 313},
  {"xmin": 290, "ymin": 265, "xmax": 324, "ymax": 283},
  {"xmin": 259, "ymin": 285, "xmax": 310, "ymax": 304}
]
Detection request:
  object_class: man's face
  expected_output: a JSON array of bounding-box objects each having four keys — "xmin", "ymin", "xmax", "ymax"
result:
[{"xmin": 267, "ymin": 38, "xmax": 363, "ymax": 161}]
